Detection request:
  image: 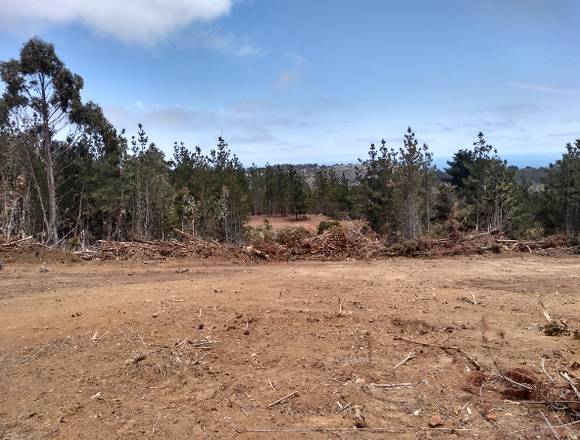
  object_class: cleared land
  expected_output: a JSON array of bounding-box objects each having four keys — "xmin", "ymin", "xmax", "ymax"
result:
[
  {"xmin": 0, "ymin": 255, "xmax": 579, "ymax": 439},
  {"xmin": 246, "ymin": 215, "xmax": 365, "ymax": 233}
]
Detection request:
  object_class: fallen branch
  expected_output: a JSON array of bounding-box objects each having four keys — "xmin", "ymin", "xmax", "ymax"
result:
[
  {"xmin": 267, "ymin": 391, "xmax": 298, "ymax": 408},
  {"xmin": 371, "ymin": 382, "xmax": 415, "ymax": 388},
  {"xmin": 559, "ymin": 372, "xmax": 580, "ymax": 400},
  {"xmin": 0, "ymin": 236, "xmax": 33, "ymax": 247},
  {"xmin": 394, "ymin": 351, "xmax": 416, "ymax": 369},
  {"xmin": 236, "ymin": 427, "xmax": 478, "ymax": 434},
  {"xmin": 19, "ymin": 343, "xmax": 48, "ymax": 365},
  {"xmin": 539, "ymin": 410, "xmax": 562, "ymax": 440},
  {"xmin": 540, "ymin": 358, "xmax": 554, "ymax": 382},
  {"xmin": 393, "ymin": 335, "xmax": 481, "ymax": 370},
  {"xmin": 488, "ymin": 371, "xmax": 533, "ymax": 390},
  {"xmin": 125, "ymin": 353, "xmax": 146, "ymax": 365}
]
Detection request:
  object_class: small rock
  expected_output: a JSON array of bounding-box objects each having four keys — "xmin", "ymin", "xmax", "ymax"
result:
[
  {"xmin": 243, "ymin": 329, "xmax": 250, "ymax": 335},
  {"xmin": 484, "ymin": 412, "xmax": 497, "ymax": 422},
  {"xmin": 198, "ymin": 323, "xmax": 204, "ymax": 330},
  {"xmin": 0, "ymin": 260, "xmax": 5, "ymax": 271},
  {"xmin": 353, "ymin": 405, "xmax": 366, "ymax": 428},
  {"xmin": 428, "ymin": 415, "xmax": 444, "ymax": 428},
  {"xmin": 39, "ymin": 265, "xmax": 49, "ymax": 273},
  {"xmin": 152, "ymin": 312, "xmax": 158, "ymax": 318},
  {"xmin": 125, "ymin": 353, "xmax": 146, "ymax": 365}
]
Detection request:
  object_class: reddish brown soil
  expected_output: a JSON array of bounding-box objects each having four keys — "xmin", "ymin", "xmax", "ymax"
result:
[{"xmin": 0, "ymin": 255, "xmax": 578, "ymax": 439}]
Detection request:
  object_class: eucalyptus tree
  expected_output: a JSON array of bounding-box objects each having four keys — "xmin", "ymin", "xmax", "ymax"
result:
[{"xmin": 0, "ymin": 37, "xmax": 111, "ymax": 243}]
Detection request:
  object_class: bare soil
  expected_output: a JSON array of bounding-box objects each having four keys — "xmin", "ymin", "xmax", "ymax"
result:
[
  {"xmin": 246, "ymin": 215, "xmax": 364, "ymax": 233},
  {"xmin": 247, "ymin": 214, "xmax": 331, "ymax": 231},
  {"xmin": 0, "ymin": 255, "xmax": 579, "ymax": 439}
]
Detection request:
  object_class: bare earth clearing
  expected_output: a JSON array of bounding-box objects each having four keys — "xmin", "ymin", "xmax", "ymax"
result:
[{"xmin": 0, "ymin": 255, "xmax": 579, "ymax": 439}]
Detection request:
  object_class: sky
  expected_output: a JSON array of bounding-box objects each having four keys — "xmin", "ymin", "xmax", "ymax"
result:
[{"xmin": 1, "ymin": 0, "xmax": 579, "ymax": 167}]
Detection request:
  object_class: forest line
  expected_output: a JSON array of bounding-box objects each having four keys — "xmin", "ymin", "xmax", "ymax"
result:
[{"xmin": 1, "ymin": 38, "xmax": 579, "ymax": 246}]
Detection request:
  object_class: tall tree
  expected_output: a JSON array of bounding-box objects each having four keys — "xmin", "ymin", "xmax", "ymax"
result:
[
  {"xmin": 0, "ymin": 37, "xmax": 108, "ymax": 243},
  {"xmin": 447, "ymin": 132, "xmax": 515, "ymax": 232},
  {"xmin": 397, "ymin": 127, "xmax": 435, "ymax": 239},
  {"xmin": 287, "ymin": 165, "xmax": 307, "ymax": 219},
  {"xmin": 542, "ymin": 140, "xmax": 580, "ymax": 237}
]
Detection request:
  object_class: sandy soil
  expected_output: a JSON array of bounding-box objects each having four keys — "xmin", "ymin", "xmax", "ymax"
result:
[
  {"xmin": 0, "ymin": 255, "xmax": 579, "ymax": 439},
  {"xmin": 246, "ymin": 215, "xmax": 366, "ymax": 232},
  {"xmin": 246, "ymin": 214, "xmax": 331, "ymax": 232}
]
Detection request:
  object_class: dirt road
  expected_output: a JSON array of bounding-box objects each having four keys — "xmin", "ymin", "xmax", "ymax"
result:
[{"xmin": 0, "ymin": 255, "xmax": 578, "ymax": 439}]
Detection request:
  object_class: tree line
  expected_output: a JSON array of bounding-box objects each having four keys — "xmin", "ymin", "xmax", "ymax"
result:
[{"xmin": 1, "ymin": 38, "xmax": 579, "ymax": 245}]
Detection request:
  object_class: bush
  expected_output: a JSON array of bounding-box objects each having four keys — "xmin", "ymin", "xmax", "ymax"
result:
[
  {"xmin": 317, "ymin": 220, "xmax": 341, "ymax": 235},
  {"xmin": 275, "ymin": 226, "xmax": 312, "ymax": 246}
]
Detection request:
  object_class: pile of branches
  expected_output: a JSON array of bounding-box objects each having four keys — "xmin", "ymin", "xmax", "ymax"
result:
[
  {"xmin": 497, "ymin": 234, "xmax": 578, "ymax": 255},
  {"xmin": 245, "ymin": 224, "xmax": 384, "ymax": 261},
  {"xmin": 465, "ymin": 366, "xmax": 579, "ymax": 431},
  {"xmin": 0, "ymin": 235, "xmax": 36, "ymax": 249},
  {"xmin": 305, "ymin": 225, "xmax": 384, "ymax": 259},
  {"xmin": 96, "ymin": 229, "xmax": 236, "ymax": 261},
  {"xmin": 2, "ymin": 225, "xmax": 577, "ymax": 262},
  {"xmin": 384, "ymin": 231, "xmax": 577, "ymax": 258}
]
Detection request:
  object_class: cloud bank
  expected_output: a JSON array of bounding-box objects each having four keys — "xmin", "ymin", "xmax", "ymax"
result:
[{"xmin": 0, "ymin": 0, "xmax": 232, "ymax": 44}]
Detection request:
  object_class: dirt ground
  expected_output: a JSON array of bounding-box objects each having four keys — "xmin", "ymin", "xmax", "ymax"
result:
[
  {"xmin": 0, "ymin": 255, "xmax": 579, "ymax": 439},
  {"xmin": 247, "ymin": 215, "xmax": 363, "ymax": 233}
]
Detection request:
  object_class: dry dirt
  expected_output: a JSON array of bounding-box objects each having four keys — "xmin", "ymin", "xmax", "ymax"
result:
[
  {"xmin": 246, "ymin": 215, "xmax": 363, "ymax": 233},
  {"xmin": 0, "ymin": 255, "xmax": 579, "ymax": 439},
  {"xmin": 246, "ymin": 215, "xmax": 331, "ymax": 232}
]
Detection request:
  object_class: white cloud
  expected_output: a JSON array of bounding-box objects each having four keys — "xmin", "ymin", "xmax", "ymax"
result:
[
  {"xmin": 0, "ymin": 0, "xmax": 232, "ymax": 44},
  {"xmin": 196, "ymin": 29, "xmax": 264, "ymax": 57},
  {"xmin": 507, "ymin": 82, "xmax": 580, "ymax": 96}
]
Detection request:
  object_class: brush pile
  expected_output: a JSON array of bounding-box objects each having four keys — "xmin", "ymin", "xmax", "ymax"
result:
[
  {"xmin": 465, "ymin": 366, "xmax": 580, "ymax": 427},
  {"xmin": 384, "ymin": 231, "xmax": 577, "ymax": 257},
  {"xmin": 2, "ymin": 224, "xmax": 577, "ymax": 262},
  {"xmin": 97, "ymin": 236, "xmax": 234, "ymax": 261},
  {"xmin": 0, "ymin": 236, "xmax": 36, "ymax": 249},
  {"xmin": 246, "ymin": 224, "xmax": 384, "ymax": 261}
]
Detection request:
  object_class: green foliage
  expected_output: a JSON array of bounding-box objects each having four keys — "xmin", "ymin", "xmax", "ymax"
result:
[
  {"xmin": 171, "ymin": 136, "xmax": 249, "ymax": 242},
  {"xmin": 357, "ymin": 127, "xmax": 435, "ymax": 239},
  {"xmin": 541, "ymin": 140, "xmax": 580, "ymax": 237},
  {"xmin": 275, "ymin": 226, "xmax": 311, "ymax": 246},
  {"xmin": 0, "ymin": 37, "xmax": 120, "ymax": 243},
  {"xmin": 445, "ymin": 132, "xmax": 515, "ymax": 232},
  {"xmin": 312, "ymin": 168, "xmax": 354, "ymax": 218},
  {"xmin": 2, "ymin": 38, "xmax": 579, "ymax": 247},
  {"xmin": 246, "ymin": 164, "xmax": 311, "ymax": 219},
  {"xmin": 317, "ymin": 220, "xmax": 341, "ymax": 234}
]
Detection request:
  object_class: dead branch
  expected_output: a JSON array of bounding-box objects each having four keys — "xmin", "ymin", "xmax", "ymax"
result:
[
  {"xmin": 267, "ymin": 391, "xmax": 298, "ymax": 408},
  {"xmin": 371, "ymin": 382, "xmax": 415, "ymax": 388},
  {"xmin": 236, "ymin": 427, "xmax": 478, "ymax": 434},
  {"xmin": 559, "ymin": 372, "xmax": 580, "ymax": 399},
  {"xmin": 541, "ymin": 358, "xmax": 554, "ymax": 382},
  {"xmin": 394, "ymin": 351, "xmax": 416, "ymax": 369},
  {"xmin": 19, "ymin": 343, "xmax": 48, "ymax": 365},
  {"xmin": 393, "ymin": 335, "xmax": 481, "ymax": 370},
  {"xmin": 0, "ymin": 236, "xmax": 33, "ymax": 247},
  {"xmin": 539, "ymin": 410, "xmax": 562, "ymax": 440}
]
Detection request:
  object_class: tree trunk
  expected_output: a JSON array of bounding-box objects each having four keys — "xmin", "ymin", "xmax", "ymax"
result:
[
  {"xmin": 43, "ymin": 127, "xmax": 58, "ymax": 243},
  {"xmin": 40, "ymin": 75, "xmax": 58, "ymax": 243}
]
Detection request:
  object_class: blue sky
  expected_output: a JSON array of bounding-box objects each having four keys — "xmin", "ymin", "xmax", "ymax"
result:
[{"xmin": 1, "ymin": 0, "xmax": 579, "ymax": 167}]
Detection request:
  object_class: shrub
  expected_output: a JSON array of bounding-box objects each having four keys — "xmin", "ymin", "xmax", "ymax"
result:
[{"xmin": 317, "ymin": 220, "xmax": 341, "ymax": 235}]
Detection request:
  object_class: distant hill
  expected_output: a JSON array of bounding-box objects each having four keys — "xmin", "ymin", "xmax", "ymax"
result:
[
  {"xmin": 513, "ymin": 166, "xmax": 549, "ymax": 186},
  {"xmin": 293, "ymin": 163, "xmax": 549, "ymax": 188}
]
